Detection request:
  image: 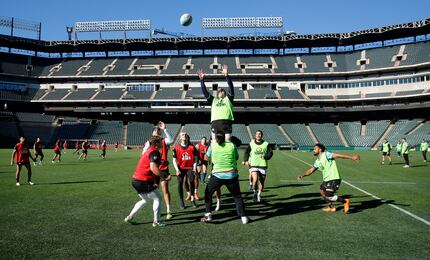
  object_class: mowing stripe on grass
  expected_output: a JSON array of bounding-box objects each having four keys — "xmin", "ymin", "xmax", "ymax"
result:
[
  {"xmin": 280, "ymin": 180, "xmax": 417, "ymax": 185},
  {"xmin": 285, "ymin": 154, "xmax": 430, "ymax": 227}
]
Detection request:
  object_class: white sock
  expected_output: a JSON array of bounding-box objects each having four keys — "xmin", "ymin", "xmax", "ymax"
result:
[
  {"xmin": 149, "ymin": 190, "xmax": 162, "ymax": 223},
  {"xmin": 258, "ymin": 191, "xmax": 261, "ymax": 196},
  {"xmin": 187, "ymin": 191, "xmax": 190, "ymax": 196},
  {"xmin": 194, "ymin": 189, "xmax": 198, "ymax": 193},
  {"xmin": 166, "ymin": 204, "xmax": 171, "ymax": 213},
  {"xmin": 129, "ymin": 195, "xmax": 148, "ymax": 218},
  {"xmin": 191, "ymin": 195, "xmax": 194, "ymax": 201}
]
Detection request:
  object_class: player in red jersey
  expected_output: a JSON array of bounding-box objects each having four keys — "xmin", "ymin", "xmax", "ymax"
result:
[
  {"xmin": 124, "ymin": 136, "xmax": 170, "ymax": 227},
  {"xmin": 11, "ymin": 137, "xmax": 36, "ymax": 186},
  {"xmin": 99, "ymin": 140, "xmax": 107, "ymax": 159},
  {"xmin": 62, "ymin": 140, "xmax": 68, "ymax": 153},
  {"xmin": 73, "ymin": 140, "xmax": 80, "ymax": 155},
  {"xmin": 114, "ymin": 141, "xmax": 119, "ymax": 152},
  {"xmin": 52, "ymin": 139, "xmax": 62, "ymax": 163},
  {"xmin": 78, "ymin": 139, "xmax": 89, "ymax": 160},
  {"xmin": 196, "ymin": 137, "xmax": 209, "ymax": 184},
  {"xmin": 33, "ymin": 137, "xmax": 44, "ymax": 166},
  {"xmin": 173, "ymin": 132, "xmax": 199, "ymax": 209},
  {"xmin": 143, "ymin": 121, "xmax": 174, "ymax": 219}
]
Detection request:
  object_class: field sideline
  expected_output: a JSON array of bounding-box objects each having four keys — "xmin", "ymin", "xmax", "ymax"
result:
[{"xmin": 0, "ymin": 148, "xmax": 429, "ymax": 259}]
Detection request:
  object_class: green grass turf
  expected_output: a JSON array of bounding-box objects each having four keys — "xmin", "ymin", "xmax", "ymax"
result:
[{"xmin": 0, "ymin": 148, "xmax": 429, "ymax": 259}]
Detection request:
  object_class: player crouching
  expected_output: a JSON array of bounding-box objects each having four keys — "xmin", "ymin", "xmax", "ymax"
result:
[
  {"xmin": 124, "ymin": 136, "xmax": 170, "ymax": 227},
  {"xmin": 297, "ymin": 143, "xmax": 360, "ymax": 214}
]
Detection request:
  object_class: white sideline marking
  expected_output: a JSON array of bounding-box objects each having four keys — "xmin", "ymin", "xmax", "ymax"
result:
[
  {"xmin": 280, "ymin": 180, "xmax": 417, "ymax": 185},
  {"xmin": 285, "ymin": 154, "xmax": 430, "ymax": 226}
]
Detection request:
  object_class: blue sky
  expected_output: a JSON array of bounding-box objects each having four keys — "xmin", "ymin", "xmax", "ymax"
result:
[{"xmin": 2, "ymin": 0, "xmax": 429, "ymax": 40}]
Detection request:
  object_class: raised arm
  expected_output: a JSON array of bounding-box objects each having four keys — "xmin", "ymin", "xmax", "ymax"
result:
[
  {"xmin": 198, "ymin": 69, "xmax": 212, "ymax": 100},
  {"xmin": 222, "ymin": 64, "xmax": 234, "ymax": 99},
  {"xmin": 158, "ymin": 121, "xmax": 173, "ymax": 145}
]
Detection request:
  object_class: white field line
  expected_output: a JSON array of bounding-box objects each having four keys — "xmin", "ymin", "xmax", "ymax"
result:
[
  {"xmin": 280, "ymin": 180, "xmax": 417, "ymax": 185},
  {"xmin": 285, "ymin": 153, "xmax": 430, "ymax": 226}
]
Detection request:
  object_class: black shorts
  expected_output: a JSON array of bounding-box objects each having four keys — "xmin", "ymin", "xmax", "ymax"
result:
[
  {"xmin": 82, "ymin": 149, "xmax": 88, "ymax": 154},
  {"xmin": 158, "ymin": 169, "xmax": 170, "ymax": 183},
  {"xmin": 198, "ymin": 160, "xmax": 208, "ymax": 166},
  {"xmin": 17, "ymin": 162, "xmax": 31, "ymax": 167},
  {"xmin": 35, "ymin": 151, "xmax": 43, "ymax": 156},
  {"xmin": 55, "ymin": 150, "xmax": 61, "ymax": 155},
  {"xmin": 132, "ymin": 179, "xmax": 156, "ymax": 194},
  {"xmin": 320, "ymin": 179, "xmax": 341, "ymax": 192},
  {"xmin": 211, "ymin": 120, "xmax": 232, "ymax": 135},
  {"xmin": 382, "ymin": 152, "xmax": 390, "ymax": 156}
]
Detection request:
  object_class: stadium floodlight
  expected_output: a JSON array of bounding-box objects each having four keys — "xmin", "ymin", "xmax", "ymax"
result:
[
  {"xmin": 202, "ymin": 17, "xmax": 283, "ymax": 29},
  {"xmin": 0, "ymin": 16, "xmax": 41, "ymax": 40},
  {"xmin": 75, "ymin": 20, "xmax": 151, "ymax": 33}
]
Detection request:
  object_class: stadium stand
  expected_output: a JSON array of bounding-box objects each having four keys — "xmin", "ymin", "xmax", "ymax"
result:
[
  {"xmin": 281, "ymin": 124, "xmax": 314, "ymax": 146},
  {"xmin": 51, "ymin": 59, "xmax": 88, "ymax": 77},
  {"xmin": 273, "ymin": 56, "xmax": 301, "ymax": 73},
  {"xmin": 395, "ymin": 89, "xmax": 425, "ymax": 96},
  {"xmin": 278, "ymin": 88, "xmax": 304, "ymax": 99},
  {"xmin": 79, "ymin": 58, "xmax": 113, "ymax": 76},
  {"xmin": 15, "ymin": 112, "xmax": 55, "ymax": 123},
  {"xmin": 365, "ymin": 46, "xmax": 400, "ymax": 70},
  {"xmin": 41, "ymin": 89, "xmax": 68, "ymax": 100},
  {"xmin": 65, "ymin": 88, "xmax": 97, "ymax": 100},
  {"xmin": 339, "ymin": 122, "xmax": 363, "ymax": 147},
  {"xmin": 185, "ymin": 88, "xmax": 205, "ymax": 99},
  {"xmin": 365, "ymin": 92, "xmax": 392, "ymax": 98},
  {"xmin": 300, "ymin": 55, "xmax": 329, "ymax": 73},
  {"xmin": 217, "ymin": 56, "xmax": 242, "ymax": 74},
  {"xmin": 153, "ymin": 87, "xmax": 183, "ymax": 99},
  {"xmin": 181, "ymin": 124, "xmax": 212, "ymax": 143},
  {"xmin": 309, "ymin": 123, "xmax": 344, "ymax": 146},
  {"xmin": 88, "ymin": 121, "xmax": 123, "ymax": 144},
  {"xmin": 123, "ymin": 90, "xmax": 154, "ymax": 100},
  {"xmin": 125, "ymin": 122, "xmax": 154, "ymax": 146},
  {"xmin": 364, "ymin": 120, "xmax": 390, "ymax": 146},
  {"xmin": 249, "ymin": 124, "xmax": 289, "ymax": 144},
  {"xmin": 92, "ymin": 88, "xmax": 124, "ymax": 100},
  {"xmin": 336, "ymin": 94, "xmax": 361, "ymax": 100},
  {"xmin": 104, "ymin": 58, "xmax": 132, "ymax": 76},
  {"xmin": 406, "ymin": 121, "xmax": 430, "ymax": 146},
  {"xmin": 55, "ymin": 123, "xmax": 93, "ymax": 140},
  {"xmin": 161, "ymin": 57, "xmax": 188, "ymax": 74},
  {"xmin": 400, "ymin": 41, "xmax": 430, "ymax": 66},
  {"xmin": 386, "ymin": 120, "xmax": 421, "ymax": 144},
  {"xmin": 188, "ymin": 56, "xmax": 215, "ymax": 74},
  {"xmin": 247, "ymin": 87, "xmax": 277, "ymax": 99}
]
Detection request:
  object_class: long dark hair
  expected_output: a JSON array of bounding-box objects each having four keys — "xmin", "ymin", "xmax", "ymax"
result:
[{"xmin": 215, "ymin": 133, "xmax": 225, "ymax": 145}]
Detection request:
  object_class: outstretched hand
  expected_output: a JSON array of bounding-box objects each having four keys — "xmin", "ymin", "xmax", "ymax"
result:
[
  {"xmin": 197, "ymin": 69, "xmax": 205, "ymax": 80},
  {"xmin": 352, "ymin": 155, "xmax": 360, "ymax": 161},
  {"xmin": 221, "ymin": 64, "xmax": 228, "ymax": 77},
  {"xmin": 158, "ymin": 121, "xmax": 166, "ymax": 130}
]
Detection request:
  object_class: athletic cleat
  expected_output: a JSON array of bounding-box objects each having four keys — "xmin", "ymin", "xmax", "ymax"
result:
[
  {"xmin": 124, "ymin": 216, "xmax": 137, "ymax": 225},
  {"xmin": 39, "ymin": 161, "xmax": 43, "ymax": 166},
  {"xmin": 194, "ymin": 193, "xmax": 200, "ymax": 201},
  {"xmin": 343, "ymin": 199, "xmax": 350, "ymax": 214},
  {"xmin": 322, "ymin": 207, "xmax": 336, "ymax": 213},
  {"xmin": 191, "ymin": 200, "xmax": 197, "ymax": 208},
  {"xmin": 241, "ymin": 216, "xmax": 249, "ymax": 224},
  {"xmin": 185, "ymin": 194, "xmax": 191, "ymax": 201},
  {"xmin": 403, "ymin": 165, "xmax": 410, "ymax": 168},
  {"xmin": 257, "ymin": 194, "xmax": 261, "ymax": 202},
  {"xmin": 253, "ymin": 192, "xmax": 258, "ymax": 202},
  {"xmin": 16, "ymin": 182, "xmax": 20, "ymax": 187},
  {"xmin": 152, "ymin": 222, "xmax": 167, "ymax": 227},
  {"xmin": 33, "ymin": 162, "xmax": 37, "ymax": 166},
  {"xmin": 28, "ymin": 181, "xmax": 34, "ymax": 185},
  {"xmin": 166, "ymin": 213, "xmax": 173, "ymax": 220},
  {"xmin": 201, "ymin": 214, "xmax": 212, "ymax": 222},
  {"xmin": 51, "ymin": 161, "xmax": 55, "ymax": 164},
  {"xmin": 381, "ymin": 161, "xmax": 385, "ymax": 165}
]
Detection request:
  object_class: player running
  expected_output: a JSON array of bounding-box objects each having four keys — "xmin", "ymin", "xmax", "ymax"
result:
[
  {"xmin": 198, "ymin": 64, "xmax": 235, "ymax": 141},
  {"xmin": 143, "ymin": 121, "xmax": 174, "ymax": 219},
  {"xmin": 78, "ymin": 139, "xmax": 89, "ymax": 160},
  {"xmin": 420, "ymin": 139, "xmax": 428, "ymax": 162},
  {"xmin": 401, "ymin": 138, "xmax": 411, "ymax": 168},
  {"xmin": 73, "ymin": 140, "xmax": 80, "ymax": 155},
  {"xmin": 124, "ymin": 136, "xmax": 169, "ymax": 227},
  {"xmin": 380, "ymin": 139, "xmax": 392, "ymax": 165},
  {"xmin": 173, "ymin": 132, "xmax": 198, "ymax": 209},
  {"xmin": 100, "ymin": 140, "xmax": 107, "ymax": 159},
  {"xmin": 62, "ymin": 140, "xmax": 68, "ymax": 153},
  {"xmin": 396, "ymin": 141, "xmax": 402, "ymax": 157},
  {"xmin": 52, "ymin": 139, "xmax": 62, "ymax": 163},
  {"xmin": 201, "ymin": 133, "xmax": 249, "ymax": 224},
  {"xmin": 243, "ymin": 130, "xmax": 273, "ymax": 202},
  {"xmin": 297, "ymin": 143, "xmax": 360, "ymax": 213},
  {"xmin": 11, "ymin": 137, "xmax": 36, "ymax": 186},
  {"xmin": 114, "ymin": 141, "xmax": 119, "ymax": 152},
  {"xmin": 33, "ymin": 137, "xmax": 44, "ymax": 165}
]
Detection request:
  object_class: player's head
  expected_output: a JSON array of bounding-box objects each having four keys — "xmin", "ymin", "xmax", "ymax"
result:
[
  {"xmin": 179, "ymin": 132, "xmax": 190, "ymax": 145},
  {"xmin": 255, "ymin": 130, "xmax": 263, "ymax": 141},
  {"xmin": 384, "ymin": 139, "xmax": 388, "ymax": 143},
  {"xmin": 200, "ymin": 137, "xmax": 207, "ymax": 145},
  {"xmin": 152, "ymin": 126, "xmax": 162, "ymax": 136},
  {"xmin": 313, "ymin": 143, "xmax": 326, "ymax": 156},
  {"xmin": 149, "ymin": 136, "xmax": 162, "ymax": 149},
  {"xmin": 36, "ymin": 137, "xmax": 40, "ymax": 142},
  {"xmin": 215, "ymin": 132, "xmax": 225, "ymax": 145},
  {"xmin": 85, "ymin": 139, "xmax": 88, "ymax": 142},
  {"xmin": 217, "ymin": 88, "xmax": 226, "ymax": 98},
  {"xmin": 401, "ymin": 138, "xmax": 406, "ymax": 142},
  {"xmin": 19, "ymin": 136, "xmax": 25, "ymax": 144}
]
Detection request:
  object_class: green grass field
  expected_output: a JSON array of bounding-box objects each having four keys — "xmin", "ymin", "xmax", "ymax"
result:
[{"xmin": 0, "ymin": 148, "xmax": 429, "ymax": 259}]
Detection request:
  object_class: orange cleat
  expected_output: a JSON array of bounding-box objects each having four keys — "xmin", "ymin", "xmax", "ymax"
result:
[
  {"xmin": 322, "ymin": 206, "xmax": 336, "ymax": 213},
  {"xmin": 343, "ymin": 199, "xmax": 351, "ymax": 214}
]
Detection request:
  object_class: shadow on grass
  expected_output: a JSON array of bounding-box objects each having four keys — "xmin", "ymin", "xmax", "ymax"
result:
[{"xmin": 38, "ymin": 180, "xmax": 107, "ymax": 185}]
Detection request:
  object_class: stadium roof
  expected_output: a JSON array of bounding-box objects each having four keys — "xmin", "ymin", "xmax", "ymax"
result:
[{"xmin": 0, "ymin": 18, "xmax": 429, "ymax": 52}]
